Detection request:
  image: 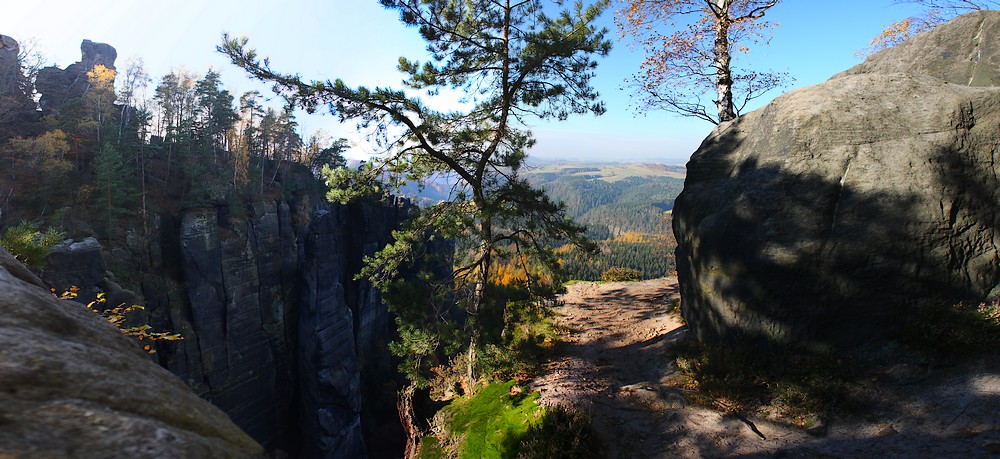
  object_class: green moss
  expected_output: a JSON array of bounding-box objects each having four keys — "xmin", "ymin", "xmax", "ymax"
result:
[{"xmin": 433, "ymin": 380, "xmax": 543, "ymax": 459}]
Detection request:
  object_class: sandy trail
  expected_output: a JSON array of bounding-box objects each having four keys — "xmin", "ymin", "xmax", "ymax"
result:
[{"xmin": 531, "ymin": 277, "xmax": 1000, "ymax": 458}]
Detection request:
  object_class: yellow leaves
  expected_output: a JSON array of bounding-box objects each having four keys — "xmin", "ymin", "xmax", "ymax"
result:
[
  {"xmin": 4, "ymin": 130, "xmax": 73, "ymax": 177},
  {"xmin": 86, "ymin": 64, "xmax": 117, "ymax": 87},
  {"xmin": 861, "ymin": 11, "xmax": 942, "ymax": 58},
  {"xmin": 489, "ymin": 254, "xmax": 556, "ymax": 288},
  {"xmin": 614, "ymin": 231, "xmax": 650, "ymax": 244},
  {"xmin": 56, "ymin": 286, "xmax": 183, "ymax": 354}
]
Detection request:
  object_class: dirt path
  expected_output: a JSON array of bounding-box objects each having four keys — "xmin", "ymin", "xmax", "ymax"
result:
[{"xmin": 531, "ymin": 277, "xmax": 1000, "ymax": 458}]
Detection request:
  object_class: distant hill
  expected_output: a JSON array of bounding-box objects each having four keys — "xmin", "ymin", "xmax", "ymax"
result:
[
  {"xmin": 394, "ymin": 160, "xmax": 686, "ymax": 281},
  {"xmin": 525, "ymin": 162, "xmax": 685, "ymax": 182},
  {"xmin": 522, "ymin": 162, "xmax": 685, "ymax": 240},
  {"xmin": 396, "ymin": 161, "xmax": 686, "ymax": 239}
]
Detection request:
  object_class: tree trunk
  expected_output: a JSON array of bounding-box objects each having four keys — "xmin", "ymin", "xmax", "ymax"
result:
[
  {"xmin": 397, "ymin": 385, "xmax": 420, "ymax": 459},
  {"xmin": 471, "ymin": 215, "xmax": 493, "ymax": 392},
  {"xmin": 713, "ymin": 0, "xmax": 736, "ymax": 122}
]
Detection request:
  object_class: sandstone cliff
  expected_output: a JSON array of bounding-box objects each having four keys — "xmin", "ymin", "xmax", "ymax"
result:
[
  {"xmin": 43, "ymin": 184, "xmax": 413, "ymax": 457},
  {"xmin": 0, "ymin": 246, "xmax": 263, "ymax": 458},
  {"xmin": 673, "ymin": 11, "xmax": 1000, "ymax": 349},
  {"xmin": 0, "ymin": 34, "xmax": 41, "ymax": 139},
  {"xmin": 35, "ymin": 39, "xmax": 116, "ymax": 113}
]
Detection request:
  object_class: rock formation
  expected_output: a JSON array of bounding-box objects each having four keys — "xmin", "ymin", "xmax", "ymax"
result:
[
  {"xmin": 673, "ymin": 11, "xmax": 1000, "ymax": 349},
  {"xmin": 0, "ymin": 34, "xmax": 41, "ymax": 139},
  {"xmin": 43, "ymin": 237, "xmax": 107, "ymax": 295},
  {"xmin": 150, "ymin": 193, "xmax": 411, "ymax": 457},
  {"xmin": 43, "ymin": 168, "xmax": 415, "ymax": 456},
  {"xmin": 0, "ymin": 34, "xmax": 21, "ymax": 93},
  {"xmin": 0, "ymin": 246, "xmax": 263, "ymax": 458},
  {"xmin": 36, "ymin": 39, "xmax": 117, "ymax": 113}
]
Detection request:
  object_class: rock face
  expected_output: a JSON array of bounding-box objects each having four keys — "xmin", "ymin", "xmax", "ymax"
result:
[
  {"xmin": 0, "ymin": 247, "xmax": 263, "ymax": 458},
  {"xmin": 133, "ymin": 189, "xmax": 411, "ymax": 457},
  {"xmin": 0, "ymin": 34, "xmax": 41, "ymax": 138},
  {"xmin": 43, "ymin": 237, "xmax": 107, "ymax": 294},
  {"xmin": 36, "ymin": 39, "xmax": 117, "ymax": 113},
  {"xmin": 0, "ymin": 35, "xmax": 22, "ymax": 94},
  {"xmin": 673, "ymin": 11, "xmax": 1000, "ymax": 349},
  {"xmin": 42, "ymin": 166, "xmax": 414, "ymax": 456},
  {"xmin": 838, "ymin": 11, "xmax": 1000, "ymax": 87}
]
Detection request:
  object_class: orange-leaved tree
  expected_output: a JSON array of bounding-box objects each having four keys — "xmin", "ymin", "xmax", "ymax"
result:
[
  {"xmin": 616, "ymin": 0, "xmax": 787, "ymax": 124},
  {"xmin": 862, "ymin": 0, "xmax": 1000, "ymax": 57}
]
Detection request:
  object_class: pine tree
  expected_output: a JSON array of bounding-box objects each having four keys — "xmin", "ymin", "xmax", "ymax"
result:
[
  {"xmin": 92, "ymin": 142, "xmax": 132, "ymax": 242},
  {"xmin": 222, "ymin": 3, "xmax": 609, "ymax": 454}
]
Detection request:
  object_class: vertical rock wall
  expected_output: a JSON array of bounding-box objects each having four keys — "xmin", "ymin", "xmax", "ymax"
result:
[{"xmin": 134, "ymin": 194, "xmax": 411, "ymax": 457}]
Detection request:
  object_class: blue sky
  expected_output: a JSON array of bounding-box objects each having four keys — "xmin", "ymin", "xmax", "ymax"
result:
[{"xmin": 4, "ymin": 1, "xmax": 927, "ymax": 164}]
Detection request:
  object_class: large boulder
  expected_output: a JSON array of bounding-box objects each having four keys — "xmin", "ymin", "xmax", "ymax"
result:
[
  {"xmin": 43, "ymin": 237, "xmax": 107, "ymax": 294},
  {"xmin": 0, "ymin": 247, "xmax": 263, "ymax": 457},
  {"xmin": 673, "ymin": 11, "xmax": 1000, "ymax": 349}
]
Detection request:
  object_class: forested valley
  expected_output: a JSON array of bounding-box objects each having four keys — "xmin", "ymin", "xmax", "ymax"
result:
[{"xmin": 523, "ymin": 163, "xmax": 682, "ymax": 281}]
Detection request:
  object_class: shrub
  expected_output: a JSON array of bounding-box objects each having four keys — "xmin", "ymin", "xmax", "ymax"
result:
[
  {"xmin": 0, "ymin": 221, "xmax": 64, "ymax": 268},
  {"xmin": 600, "ymin": 266, "xmax": 642, "ymax": 282}
]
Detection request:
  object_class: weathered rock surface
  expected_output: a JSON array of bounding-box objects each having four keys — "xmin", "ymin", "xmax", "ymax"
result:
[
  {"xmin": 0, "ymin": 247, "xmax": 263, "ymax": 458},
  {"xmin": 673, "ymin": 11, "xmax": 1000, "ymax": 349},
  {"xmin": 0, "ymin": 35, "xmax": 22, "ymax": 95},
  {"xmin": 838, "ymin": 10, "xmax": 1000, "ymax": 87},
  {"xmin": 36, "ymin": 39, "xmax": 116, "ymax": 113},
  {"xmin": 42, "ymin": 169, "xmax": 413, "ymax": 456},
  {"xmin": 0, "ymin": 34, "xmax": 41, "ymax": 138},
  {"xmin": 43, "ymin": 237, "xmax": 107, "ymax": 295},
  {"xmin": 138, "ymin": 190, "xmax": 411, "ymax": 457}
]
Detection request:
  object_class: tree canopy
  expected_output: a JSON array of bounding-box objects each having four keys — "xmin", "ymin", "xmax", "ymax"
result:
[{"xmin": 616, "ymin": 0, "xmax": 786, "ymax": 124}]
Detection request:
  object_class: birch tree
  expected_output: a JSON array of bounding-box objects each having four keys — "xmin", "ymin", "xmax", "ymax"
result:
[{"xmin": 617, "ymin": 0, "xmax": 785, "ymax": 123}]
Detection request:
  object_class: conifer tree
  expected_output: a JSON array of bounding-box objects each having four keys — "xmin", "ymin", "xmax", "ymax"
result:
[
  {"xmin": 92, "ymin": 142, "xmax": 131, "ymax": 241},
  {"xmin": 222, "ymin": 1, "xmax": 609, "ymax": 454}
]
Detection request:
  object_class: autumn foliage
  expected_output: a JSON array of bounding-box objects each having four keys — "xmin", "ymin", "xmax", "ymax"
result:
[
  {"xmin": 616, "ymin": 0, "xmax": 787, "ymax": 123},
  {"xmin": 862, "ymin": 1, "xmax": 999, "ymax": 57},
  {"xmin": 55, "ymin": 287, "xmax": 182, "ymax": 354}
]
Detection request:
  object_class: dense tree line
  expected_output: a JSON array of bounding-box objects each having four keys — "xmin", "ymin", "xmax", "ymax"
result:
[
  {"xmin": 555, "ymin": 231, "xmax": 676, "ymax": 281},
  {"xmin": 518, "ymin": 168, "xmax": 683, "ymax": 280},
  {"xmin": 0, "ymin": 51, "xmax": 348, "ymax": 243}
]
